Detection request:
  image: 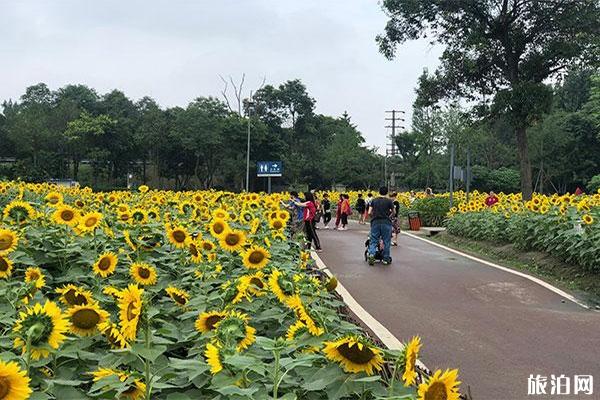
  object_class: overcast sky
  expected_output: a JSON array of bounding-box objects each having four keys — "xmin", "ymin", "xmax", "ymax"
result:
[{"xmin": 0, "ymin": 0, "xmax": 442, "ymax": 152}]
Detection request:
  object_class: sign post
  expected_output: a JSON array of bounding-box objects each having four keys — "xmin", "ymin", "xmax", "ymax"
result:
[{"xmin": 257, "ymin": 161, "xmax": 283, "ymax": 193}]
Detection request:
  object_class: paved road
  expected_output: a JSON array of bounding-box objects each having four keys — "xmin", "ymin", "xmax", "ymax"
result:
[{"xmin": 316, "ymin": 223, "xmax": 600, "ymax": 400}]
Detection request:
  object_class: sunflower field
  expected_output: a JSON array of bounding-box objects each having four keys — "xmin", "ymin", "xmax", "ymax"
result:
[
  {"xmin": 0, "ymin": 181, "xmax": 461, "ymax": 400},
  {"xmin": 445, "ymin": 190, "xmax": 600, "ymax": 271}
]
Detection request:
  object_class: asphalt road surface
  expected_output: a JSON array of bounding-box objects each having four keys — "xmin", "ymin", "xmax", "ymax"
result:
[{"xmin": 316, "ymin": 222, "xmax": 600, "ymax": 400}]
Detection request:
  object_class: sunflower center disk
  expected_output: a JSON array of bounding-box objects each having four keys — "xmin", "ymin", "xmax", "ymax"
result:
[
  {"xmin": 225, "ymin": 234, "xmax": 239, "ymax": 245},
  {"xmin": 65, "ymin": 289, "xmax": 88, "ymax": 306},
  {"xmin": 250, "ymin": 277, "xmax": 264, "ymax": 288},
  {"xmin": 0, "ymin": 376, "xmax": 10, "ymax": 399},
  {"xmin": 85, "ymin": 218, "xmax": 97, "ymax": 227},
  {"xmin": 73, "ymin": 309, "xmax": 101, "ymax": 329},
  {"xmin": 127, "ymin": 303, "xmax": 137, "ymax": 321},
  {"xmin": 138, "ymin": 267, "xmax": 151, "ymax": 279},
  {"xmin": 98, "ymin": 258, "xmax": 111, "ymax": 270},
  {"xmin": 173, "ymin": 231, "xmax": 186, "ymax": 242},
  {"xmin": 0, "ymin": 235, "xmax": 13, "ymax": 250},
  {"xmin": 173, "ymin": 294, "xmax": 187, "ymax": 304},
  {"xmin": 205, "ymin": 315, "xmax": 224, "ymax": 330},
  {"xmin": 62, "ymin": 211, "xmax": 74, "ymax": 221},
  {"xmin": 248, "ymin": 251, "xmax": 264, "ymax": 264},
  {"xmin": 424, "ymin": 381, "xmax": 448, "ymax": 400},
  {"xmin": 337, "ymin": 343, "xmax": 375, "ymax": 365},
  {"xmin": 0, "ymin": 259, "xmax": 9, "ymax": 271}
]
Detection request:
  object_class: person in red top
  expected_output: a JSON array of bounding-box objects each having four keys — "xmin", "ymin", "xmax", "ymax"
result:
[
  {"xmin": 485, "ymin": 191, "xmax": 499, "ymax": 207},
  {"xmin": 339, "ymin": 194, "xmax": 351, "ymax": 230},
  {"xmin": 294, "ymin": 191, "xmax": 322, "ymax": 251}
]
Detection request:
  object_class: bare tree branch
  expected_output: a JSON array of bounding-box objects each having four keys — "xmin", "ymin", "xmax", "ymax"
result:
[{"xmin": 218, "ymin": 74, "xmax": 234, "ymax": 113}]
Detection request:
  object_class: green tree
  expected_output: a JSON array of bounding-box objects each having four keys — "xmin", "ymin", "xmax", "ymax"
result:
[
  {"xmin": 63, "ymin": 111, "xmax": 114, "ymax": 181},
  {"xmin": 378, "ymin": 0, "xmax": 600, "ymax": 199}
]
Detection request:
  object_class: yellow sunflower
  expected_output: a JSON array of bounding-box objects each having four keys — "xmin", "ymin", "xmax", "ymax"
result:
[
  {"xmin": 91, "ymin": 368, "xmax": 146, "ymax": 400},
  {"xmin": 417, "ymin": 369, "xmax": 461, "ymax": 400},
  {"xmin": 242, "ymin": 245, "xmax": 270, "ymax": 269},
  {"xmin": 0, "ymin": 229, "xmax": 18, "ymax": 255},
  {"xmin": 269, "ymin": 218, "xmax": 286, "ymax": 231},
  {"xmin": 44, "ymin": 191, "xmax": 63, "ymax": 205},
  {"xmin": 268, "ymin": 269, "xmax": 295, "ymax": 304},
  {"xmin": 188, "ymin": 241, "xmax": 203, "ymax": 263},
  {"xmin": 98, "ymin": 321, "xmax": 129, "ymax": 349},
  {"xmin": 93, "ymin": 252, "xmax": 118, "ymax": 278},
  {"xmin": 118, "ymin": 284, "xmax": 144, "ymax": 341},
  {"xmin": 195, "ymin": 311, "xmax": 227, "ymax": 333},
  {"xmin": 56, "ymin": 284, "xmax": 94, "ymax": 306},
  {"xmin": 24, "ymin": 267, "xmax": 45, "ymax": 289},
  {"xmin": 402, "ymin": 336, "xmax": 422, "ymax": 387},
  {"xmin": 322, "ymin": 336, "xmax": 384, "ymax": 376},
  {"xmin": 212, "ymin": 209, "xmax": 229, "ymax": 221},
  {"xmin": 130, "ymin": 208, "xmax": 148, "ymax": 224},
  {"xmin": 199, "ymin": 239, "xmax": 216, "ymax": 253},
  {"xmin": 582, "ymin": 214, "xmax": 594, "ymax": 225},
  {"xmin": 129, "ymin": 262, "xmax": 157, "ymax": 286},
  {"xmin": 165, "ymin": 287, "xmax": 190, "ymax": 307},
  {"xmin": 286, "ymin": 320, "xmax": 308, "ymax": 341},
  {"xmin": 214, "ymin": 311, "xmax": 256, "ymax": 351},
  {"xmin": 208, "ymin": 218, "xmax": 229, "ymax": 239},
  {"xmin": 13, "ymin": 300, "xmax": 70, "ymax": 360},
  {"xmin": 2, "ymin": 200, "xmax": 36, "ymax": 224},
  {"xmin": 52, "ymin": 204, "xmax": 80, "ymax": 226},
  {"xmin": 218, "ymin": 229, "xmax": 247, "ymax": 253},
  {"xmin": 204, "ymin": 342, "xmax": 223, "ymax": 374},
  {"xmin": 167, "ymin": 225, "xmax": 190, "ymax": 249},
  {"xmin": 138, "ymin": 185, "xmax": 149, "ymax": 193},
  {"xmin": 0, "ymin": 360, "xmax": 32, "ymax": 400},
  {"xmin": 79, "ymin": 212, "xmax": 103, "ymax": 233},
  {"xmin": 68, "ymin": 303, "xmax": 110, "ymax": 336},
  {"xmin": 0, "ymin": 255, "xmax": 14, "ymax": 279}
]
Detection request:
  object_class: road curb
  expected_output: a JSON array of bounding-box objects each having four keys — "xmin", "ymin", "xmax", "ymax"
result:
[{"xmin": 310, "ymin": 250, "xmax": 428, "ymax": 370}]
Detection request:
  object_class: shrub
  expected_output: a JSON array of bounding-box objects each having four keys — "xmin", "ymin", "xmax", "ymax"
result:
[
  {"xmin": 588, "ymin": 174, "xmax": 600, "ymax": 193},
  {"xmin": 412, "ymin": 197, "xmax": 450, "ymax": 227}
]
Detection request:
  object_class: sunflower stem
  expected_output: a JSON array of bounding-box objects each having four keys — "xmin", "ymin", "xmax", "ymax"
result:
[
  {"xmin": 272, "ymin": 348, "xmax": 281, "ymax": 400},
  {"xmin": 388, "ymin": 351, "xmax": 403, "ymax": 395},
  {"xmin": 144, "ymin": 312, "xmax": 152, "ymax": 400}
]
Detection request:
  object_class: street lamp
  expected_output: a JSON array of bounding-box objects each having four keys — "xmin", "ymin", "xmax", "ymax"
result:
[{"xmin": 245, "ymin": 97, "xmax": 254, "ymax": 192}]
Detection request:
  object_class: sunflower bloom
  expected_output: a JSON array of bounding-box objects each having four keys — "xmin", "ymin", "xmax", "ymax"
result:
[
  {"xmin": 402, "ymin": 336, "xmax": 422, "ymax": 387},
  {"xmin": 0, "ymin": 360, "xmax": 32, "ymax": 400},
  {"xmin": 0, "ymin": 229, "xmax": 18, "ymax": 255},
  {"xmin": 93, "ymin": 252, "xmax": 118, "ymax": 277},
  {"xmin": 417, "ymin": 369, "xmax": 461, "ymax": 400},
  {"xmin": 13, "ymin": 301, "xmax": 70, "ymax": 360},
  {"xmin": 322, "ymin": 336, "xmax": 384, "ymax": 375}
]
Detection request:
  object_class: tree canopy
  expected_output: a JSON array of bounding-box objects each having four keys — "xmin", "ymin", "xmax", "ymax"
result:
[{"xmin": 378, "ymin": 0, "xmax": 600, "ymax": 199}]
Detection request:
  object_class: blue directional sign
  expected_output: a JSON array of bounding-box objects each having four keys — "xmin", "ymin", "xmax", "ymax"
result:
[{"xmin": 257, "ymin": 161, "xmax": 283, "ymax": 177}]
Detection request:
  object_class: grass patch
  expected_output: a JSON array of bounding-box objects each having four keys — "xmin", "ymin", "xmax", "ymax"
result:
[{"xmin": 430, "ymin": 232, "xmax": 600, "ymax": 307}]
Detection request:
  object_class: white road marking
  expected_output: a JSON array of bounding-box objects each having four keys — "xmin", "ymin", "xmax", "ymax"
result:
[
  {"xmin": 311, "ymin": 250, "xmax": 429, "ymax": 370},
  {"xmin": 401, "ymin": 231, "xmax": 594, "ymax": 311}
]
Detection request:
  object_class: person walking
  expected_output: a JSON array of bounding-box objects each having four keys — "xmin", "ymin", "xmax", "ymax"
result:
[
  {"xmin": 356, "ymin": 193, "xmax": 366, "ymax": 224},
  {"xmin": 340, "ymin": 194, "xmax": 351, "ymax": 230},
  {"xmin": 367, "ymin": 186, "xmax": 394, "ymax": 265},
  {"xmin": 334, "ymin": 194, "xmax": 343, "ymax": 230},
  {"xmin": 294, "ymin": 192, "xmax": 322, "ymax": 252},
  {"xmin": 485, "ymin": 191, "xmax": 499, "ymax": 207},
  {"xmin": 321, "ymin": 193, "xmax": 332, "ymax": 229}
]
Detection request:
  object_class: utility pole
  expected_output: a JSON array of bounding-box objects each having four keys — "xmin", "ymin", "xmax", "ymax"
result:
[{"xmin": 384, "ymin": 110, "xmax": 405, "ymax": 189}]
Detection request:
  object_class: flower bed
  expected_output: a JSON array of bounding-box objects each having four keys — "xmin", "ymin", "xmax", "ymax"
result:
[{"xmin": 0, "ymin": 181, "xmax": 460, "ymax": 400}]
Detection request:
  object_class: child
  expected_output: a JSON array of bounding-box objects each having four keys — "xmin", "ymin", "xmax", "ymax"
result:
[{"xmin": 321, "ymin": 193, "xmax": 332, "ymax": 229}]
